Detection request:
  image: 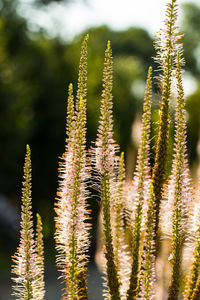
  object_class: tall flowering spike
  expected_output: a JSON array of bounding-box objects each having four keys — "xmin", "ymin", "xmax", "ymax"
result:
[
  {"xmin": 33, "ymin": 214, "xmax": 45, "ymax": 300},
  {"xmin": 152, "ymin": 0, "xmax": 184, "ymax": 245},
  {"xmin": 55, "ymin": 35, "xmax": 90, "ymax": 300},
  {"xmin": 95, "ymin": 41, "xmax": 120, "ymax": 300},
  {"xmin": 154, "ymin": 0, "xmax": 183, "ymax": 77},
  {"xmin": 126, "ymin": 66, "xmax": 152, "ymax": 299},
  {"xmin": 66, "ymin": 83, "xmax": 74, "ymax": 143},
  {"xmin": 111, "ymin": 152, "xmax": 131, "ymax": 299},
  {"xmin": 160, "ymin": 52, "xmax": 192, "ymax": 300},
  {"xmin": 138, "ymin": 183, "xmax": 156, "ymax": 300},
  {"xmin": 74, "ymin": 93, "xmax": 90, "ymax": 300},
  {"xmin": 185, "ymin": 183, "xmax": 200, "ymax": 299},
  {"xmin": 12, "ymin": 145, "xmax": 37, "ymax": 300}
]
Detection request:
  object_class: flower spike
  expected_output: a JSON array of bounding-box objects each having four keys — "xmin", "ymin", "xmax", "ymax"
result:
[
  {"xmin": 33, "ymin": 214, "xmax": 45, "ymax": 300},
  {"xmin": 55, "ymin": 35, "xmax": 90, "ymax": 299},
  {"xmin": 12, "ymin": 145, "xmax": 37, "ymax": 300},
  {"xmin": 160, "ymin": 52, "xmax": 192, "ymax": 300},
  {"xmin": 95, "ymin": 40, "xmax": 120, "ymax": 300},
  {"xmin": 111, "ymin": 152, "xmax": 131, "ymax": 299},
  {"xmin": 126, "ymin": 66, "xmax": 152, "ymax": 299},
  {"xmin": 154, "ymin": 0, "xmax": 184, "ymax": 77},
  {"xmin": 152, "ymin": 0, "xmax": 184, "ymax": 246}
]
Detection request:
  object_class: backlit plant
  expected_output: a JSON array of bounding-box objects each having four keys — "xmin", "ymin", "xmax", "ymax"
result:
[{"xmin": 12, "ymin": 0, "xmax": 200, "ymax": 299}]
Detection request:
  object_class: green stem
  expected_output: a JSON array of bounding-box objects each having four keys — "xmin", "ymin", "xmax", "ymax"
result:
[
  {"xmin": 168, "ymin": 208, "xmax": 182, "ymax": 300},
  {"xmin": 102, "ymin": 172, "xmax": 120, "ymax": 300},
  {"xmin": 127, "ymin": 203, "xmax": 142, "ymax": 300}
]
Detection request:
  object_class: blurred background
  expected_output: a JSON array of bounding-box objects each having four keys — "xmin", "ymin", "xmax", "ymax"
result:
[{"xmin": 0, "ymin": 0, "xmax": 200, "ymax": 298}]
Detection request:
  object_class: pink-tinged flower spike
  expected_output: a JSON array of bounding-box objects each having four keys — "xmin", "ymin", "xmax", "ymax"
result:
[
  {"xmin": 138, "ymin": 183, "xmax": 156, "ymax": 300},
  {"xmin": 12, "ymin": 145, "xmax": 37, "ymax": 300},
  {"xmin": 126, "ymin": 66, "xmax": 152, "ymax": 300},
  {"xmin": 152, "ymin": 0, "xmax": 184, "ymax": 246},
  {"xmin": 72, "ymin": 35, "xmax": 90, "ymax": 299},
  {"xmin": 162, "ymin": 52, "xmax": 193, "ymax": 300},
  {"xmin": 110, "ymin": 152, "xmax": 131, "ymax": 299},
  {"xmin": 32, "ymin": 214, "xmax": 45, "ymax": 300},
  {"xmin": 95, "ymin": 41, "xmax": 120, "ymax": 300},
  {"xmin": 55, "ymin": 35, "xmax": 90, "ymax": 300}
]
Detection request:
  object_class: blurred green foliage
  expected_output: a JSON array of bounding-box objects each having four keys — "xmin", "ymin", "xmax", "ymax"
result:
[
  {"xmin": 182, "ymin": 3, "xmax": 200, "ymax": 76},
  {"xmin": 186, "ymin": 88, "xmax": 200, "ymax": 165},
  {"xmin": 182, "ymin": 3, "xmax": 200, "ymax": 165},
  {"xmin": 0, "ymin": 0, "xmax": 200, "ymax": 259},
  {"xmin": 0, "ymin": 2, "xmax": 154, "ymax": 201}
]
